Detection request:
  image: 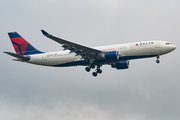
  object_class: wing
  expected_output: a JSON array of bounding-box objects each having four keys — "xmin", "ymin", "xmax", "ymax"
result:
[{"xmin": 41, "ymin": 30, "xmax": 102, "ymax": 61}]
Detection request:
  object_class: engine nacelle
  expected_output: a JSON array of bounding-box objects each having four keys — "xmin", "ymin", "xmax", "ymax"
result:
[
  {"xmin": 101, "ymin": 51, "xmax": 119, "ymax": 61},
  {"xmin": 111, "ymin": 60, "xmax": 129, "ymax": 69}
]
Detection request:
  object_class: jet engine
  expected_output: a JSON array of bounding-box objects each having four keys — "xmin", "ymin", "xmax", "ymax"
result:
[
  {"xmin": 101, "ymin": 51, "xmax": 119, "ymax": 61},
  {"xmin": 111, "ymin": 60, "xmax": 129, "ymax": 69}
]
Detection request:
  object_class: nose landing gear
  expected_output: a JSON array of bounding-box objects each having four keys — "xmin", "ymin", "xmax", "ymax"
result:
[
  {"xmin": 156, "ymin": 59, "xmax": 160, "ymax": 63},
  {"xmin": 156, "ymin": 55, "xmax": 160, "ymax": 64}
]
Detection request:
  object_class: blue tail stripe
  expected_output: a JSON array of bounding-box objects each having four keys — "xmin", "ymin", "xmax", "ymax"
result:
[
  {"xmin": 25, "ymin": 43, "xmax": 44, "ymax": 55},
  {"xmin": 8, "ymin": 32, "xmax": 21, "ymax": 38}
]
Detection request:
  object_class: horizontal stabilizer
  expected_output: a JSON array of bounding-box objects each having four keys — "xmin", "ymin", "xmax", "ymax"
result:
[{"xmin": 4, "ymin": 51, "xmax": 30, "ymax": 61}]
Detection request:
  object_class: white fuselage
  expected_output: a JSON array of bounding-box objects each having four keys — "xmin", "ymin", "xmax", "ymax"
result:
[{"xmin": 16, "ymin": 41, "xmax": 176, "ymax": 67}]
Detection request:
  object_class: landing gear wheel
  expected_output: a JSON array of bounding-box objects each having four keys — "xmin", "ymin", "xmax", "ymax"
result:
[
  {"xmin": 90, "ymin": 64, "xmax": 95, "ymax": 69},
  {"xmin": 92, "ymin": 72, "xmax": 97, "ymax": 77},
  {"xmin": 156, "ymin": 60, "xmax": 160, "ymax": 64},
  {"xmin": 97, "ymin": 69, "xmax": 102, "ymax": 74},
  {"xmin": 85, "ymin": 67, "xmax": 90, "ymax": 72}
]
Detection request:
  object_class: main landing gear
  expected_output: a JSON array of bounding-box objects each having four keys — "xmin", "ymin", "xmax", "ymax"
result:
[
  {"xmin": 85, "ymin": 64, "xmax": 102, "ymax": 77},
  {"xmin": 85, "ymin": 63, "xmax": 95, "ymax": 72},
  {"xmin": 92, "ymin": 65, "xmax": 102, "ymax": 77},
  {"xmin": 156, "ymin": 55, "xmax": 160, "ymax": 64}
]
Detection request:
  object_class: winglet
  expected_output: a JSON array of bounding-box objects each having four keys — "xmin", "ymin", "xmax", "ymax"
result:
[{"xmin": 41, "ymin": 30, "xmax": 50, "ymax": 36}]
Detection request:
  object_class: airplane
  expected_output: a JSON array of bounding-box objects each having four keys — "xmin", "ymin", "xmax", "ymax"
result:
[{"xmin": 4, "ymin": 30, "xmax": 176, "ymax": 77}]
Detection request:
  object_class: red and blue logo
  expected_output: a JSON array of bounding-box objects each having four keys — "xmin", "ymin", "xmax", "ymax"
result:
[{"xmin": 8, "ymin": 32, "xmax": 43, "ymax": 55}]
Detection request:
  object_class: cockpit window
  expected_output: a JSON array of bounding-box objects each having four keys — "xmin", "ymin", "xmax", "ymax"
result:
[{"xmin": 166, "ymin": 43, "xmax": 172, "ymax": 45}]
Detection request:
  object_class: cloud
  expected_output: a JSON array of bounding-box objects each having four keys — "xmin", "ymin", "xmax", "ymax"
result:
[{"xmin": 0, "ymin": 101, "xmax": 147, "ymax": 120}]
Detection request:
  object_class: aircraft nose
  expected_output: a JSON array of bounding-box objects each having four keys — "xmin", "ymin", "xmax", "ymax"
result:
[{"xmin": 172, "ymin": 45, "xmax": 176, "ymax": 50}]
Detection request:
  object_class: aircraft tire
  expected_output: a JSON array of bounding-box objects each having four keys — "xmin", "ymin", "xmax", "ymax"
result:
[
  {"xmin": 92, "ymin": 72, "xmax": 97, "ymax": 77},
  {"xmin": 97, "ymin": 69, "xmax": 102, "ymax": 74},
  {"xmin": 85, "ymin": 67, "xmax": 90, "ymax": 72},
  {"xmin": 156, "ymin": 60, "xmax": 160, "ymax": 64}
]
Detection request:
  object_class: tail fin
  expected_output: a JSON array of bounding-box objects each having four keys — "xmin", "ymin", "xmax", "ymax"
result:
[{"xmin": 8, "ymin": 32, "xmax": 43, "ymax": 55}]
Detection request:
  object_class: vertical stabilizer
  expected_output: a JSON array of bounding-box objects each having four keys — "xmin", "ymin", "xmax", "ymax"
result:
[{"xmin": 8, "ymin": 32, "xmax": 43, "ymax": 55}]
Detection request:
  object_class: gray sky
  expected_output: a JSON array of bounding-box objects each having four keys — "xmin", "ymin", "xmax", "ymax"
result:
[{"xmin": 0, "ymin": 0, "xmax": 180, "ymax": 120}]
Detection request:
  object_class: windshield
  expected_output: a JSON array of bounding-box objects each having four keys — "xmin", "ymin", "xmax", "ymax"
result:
[{"xmin": 166, "ymin": 43, "xmax": 172, "ymax": 45}]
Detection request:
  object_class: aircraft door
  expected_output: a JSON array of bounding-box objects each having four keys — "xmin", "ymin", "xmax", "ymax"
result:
[
  {"xmin": 42, "ymin": 54, "xmax": 47, "ymax": 61},
  {"xmin": 130, "ymin": 44, "xmax": 135, "ymax": 51},
  {"xmin": 156, "ymin": 42, "xmax": 160, "ymax": 48}
]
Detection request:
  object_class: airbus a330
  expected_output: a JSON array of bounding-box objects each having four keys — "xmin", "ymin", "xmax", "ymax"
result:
[{"xmin": 4, "ymin": 30, "xmax": 176, "ymax": 77}]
